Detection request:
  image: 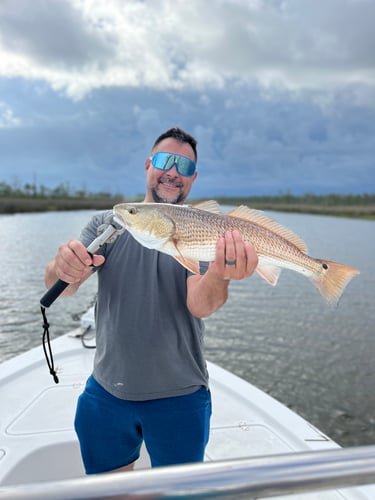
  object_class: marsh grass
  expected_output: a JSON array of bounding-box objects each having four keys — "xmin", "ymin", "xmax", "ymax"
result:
[{"xmin": 1, "ymin": 194, "xmax": 374, "ymax": 219}]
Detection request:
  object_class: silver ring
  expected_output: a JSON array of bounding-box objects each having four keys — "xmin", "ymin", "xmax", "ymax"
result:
[{"xmin": 225, "ymin": 259, "xmax": 237, "ymax": 266}]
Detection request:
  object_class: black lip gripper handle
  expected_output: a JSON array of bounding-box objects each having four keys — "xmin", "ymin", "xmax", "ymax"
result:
[
  {"xmin": 39, "ymin": 217, "xmax": 123, "ymax": 384},
  {"xmin": 40, "ymin": 279, "xmax": 70, "ymax": 308}
]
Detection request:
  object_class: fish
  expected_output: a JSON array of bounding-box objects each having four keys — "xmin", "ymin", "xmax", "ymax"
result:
[{"xmin": 113, "ymin": 200, "xmax": 360, "ymax": 303}]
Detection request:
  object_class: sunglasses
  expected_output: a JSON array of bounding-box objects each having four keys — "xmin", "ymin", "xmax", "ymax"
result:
[{"xmin": 150, "ymin": 152, "xmax": 197, "ymax": 177}]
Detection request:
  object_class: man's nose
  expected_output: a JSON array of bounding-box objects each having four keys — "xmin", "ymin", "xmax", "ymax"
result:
[{"xmin": 166, "ymin": 164, "xmax": 179, "ymax": 177}]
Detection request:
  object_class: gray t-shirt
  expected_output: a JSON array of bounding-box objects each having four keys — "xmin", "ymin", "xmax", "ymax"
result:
[{"xmin": 80, "ymin": 211, "xmax": 209, "ymax": 401}]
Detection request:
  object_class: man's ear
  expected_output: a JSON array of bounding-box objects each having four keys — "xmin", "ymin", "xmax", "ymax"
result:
[{"xmin": 145, "ymin": 157, "xmax": 151, "ymax": 171}]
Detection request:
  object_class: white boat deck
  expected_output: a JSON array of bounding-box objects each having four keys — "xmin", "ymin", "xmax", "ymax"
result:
[{"xmin": 1, "ymin": 325, "xmax": 374, "ymax": 499}]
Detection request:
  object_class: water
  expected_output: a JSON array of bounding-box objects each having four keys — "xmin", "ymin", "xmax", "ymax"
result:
[{"xmin": 0, "ymin": 209, "xmax": 374, "ymax": 448}]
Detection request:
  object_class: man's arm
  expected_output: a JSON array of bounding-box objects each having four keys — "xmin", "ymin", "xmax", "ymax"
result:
[
  {"xmin": 186, "ymin": 230, "xmax": 258, "ymax": 318},
  {"xmin": 44, "ymin": 239, "xmax": 105, "ymax": 297}
]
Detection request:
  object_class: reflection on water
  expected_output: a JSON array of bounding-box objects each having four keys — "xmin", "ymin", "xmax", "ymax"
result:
[{"xmin": 0, "ymin": 209, "xmax": 374, "ymax": 447}]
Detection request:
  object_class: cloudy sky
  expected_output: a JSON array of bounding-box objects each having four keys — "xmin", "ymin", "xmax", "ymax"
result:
[{"xmin": 0, "ymin": 0, "xmax": 374, "ymax": 198}]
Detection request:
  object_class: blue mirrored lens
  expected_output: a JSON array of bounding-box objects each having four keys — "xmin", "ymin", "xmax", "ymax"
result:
[{"xmin": 151, "ymin": 152, "xmax": 196, "ymax": 177}]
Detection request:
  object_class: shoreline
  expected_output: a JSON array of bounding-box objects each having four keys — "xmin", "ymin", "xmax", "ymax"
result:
[
  {"xmin": 221, "ymin": 203, "xmax": 375, "ymax": 220},
  {"xmin": 0, "ymin": 197, "xmax": 123, "ymax": 214},
  {"xmin": 1, "ymin": 196, "xmax": 374, "ymax": 220}
]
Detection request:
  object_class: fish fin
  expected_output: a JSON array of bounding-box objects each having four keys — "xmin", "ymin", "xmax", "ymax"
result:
[
  {"xmin": 311, "ymin": 260, "xmax": 360, "ymax": 304},
  {"xmin": 191, "ymin": 200, "xmax": 222, "ymax": 214},
  {"xmin": 227, "ymin": 206, "xmax": 308, "ymax": 253},
  {"xmin": 174, "ymin": 255, "xmax": 200, "ymax": 274},
  {"xmin": 256, "ymin": 264, "xmax": 282, "ymax": 286}
]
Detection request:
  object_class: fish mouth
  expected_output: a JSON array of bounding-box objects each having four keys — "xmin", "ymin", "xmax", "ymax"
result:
[{"xmin": 113, "ymin": 210, "xmax": 131, "ymax": 228}]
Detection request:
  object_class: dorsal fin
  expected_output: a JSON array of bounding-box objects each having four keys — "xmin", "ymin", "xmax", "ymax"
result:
[
  {"xmin": 227, "ymin": 205, "xmax": 308, "ymax": 253},
  {"xmin": 191, "ymin": 200, "xmax": 222, "ymax": 214}
]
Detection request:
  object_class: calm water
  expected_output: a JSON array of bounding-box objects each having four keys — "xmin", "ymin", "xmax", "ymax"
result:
[{"xmin": 0, "ymin": 209, "xmax": 374, "ymax": 447}]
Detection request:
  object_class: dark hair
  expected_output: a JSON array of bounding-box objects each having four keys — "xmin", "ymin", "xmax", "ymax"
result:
[{"xmin": 152, "ymin": 127, "xmax": 198, "ymax": 161}]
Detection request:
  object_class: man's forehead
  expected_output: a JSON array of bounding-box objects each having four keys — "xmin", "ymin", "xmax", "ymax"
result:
[{"xmin": 153, "ymin": 138, "xmax": 195, "ymax": 158}]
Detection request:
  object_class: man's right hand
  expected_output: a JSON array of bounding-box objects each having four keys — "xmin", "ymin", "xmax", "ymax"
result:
[{"xmin": 45, "ymin": 240, "xmax": 105, "ymax": 293}]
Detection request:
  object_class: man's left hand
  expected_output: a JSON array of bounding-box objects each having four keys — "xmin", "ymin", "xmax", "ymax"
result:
[{"xmin": 209, "ymin": 230, "xmax": 258, "ymax": 281}]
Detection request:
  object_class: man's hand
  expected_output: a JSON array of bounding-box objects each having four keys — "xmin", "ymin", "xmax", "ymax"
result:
[
  {"xmin": 45, "ymin": 240, "xmax": 105, "ymax": 294},
  {"xmin": 186, "ymin": 231, "xmax": 258, "ymax": 318},
  {"xmin": 54, "ymin": 239, "xmax": 105, "ymax": 283},
  {"xmin": 208, "ymin": 230, "xmax": 258, "ymax": 281}
]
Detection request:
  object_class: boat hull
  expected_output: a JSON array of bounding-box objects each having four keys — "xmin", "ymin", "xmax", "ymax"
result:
[{"xmin": 1, "ymin": 326, "xmax": 374, "ymax": 499}]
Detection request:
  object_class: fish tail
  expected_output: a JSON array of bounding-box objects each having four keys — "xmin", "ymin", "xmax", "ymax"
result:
[{"xmin": 311, "ymin": 260, "xmax": 360, "ymax": 304}]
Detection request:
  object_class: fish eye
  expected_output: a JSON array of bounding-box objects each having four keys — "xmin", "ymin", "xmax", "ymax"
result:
[{"xmin": 128, "ymin": 206, "xmax": 137, "ymax": 215}]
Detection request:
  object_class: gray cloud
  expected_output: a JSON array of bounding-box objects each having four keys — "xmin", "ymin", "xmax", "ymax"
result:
[
  {"xmin": 0, "ymin": 0, "xmax": 374, "ymax": 98},
  {"xmin": 1, "ymin": 82, "xmax": 373, "ymax": 196},
  {"xmin": 0, "ymin": 0, "xmax": 114, "ymax": 69}
]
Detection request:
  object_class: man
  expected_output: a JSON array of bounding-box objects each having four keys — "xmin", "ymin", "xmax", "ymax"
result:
[{"xmin": 45, "ymin": 127, "xmax": 258, "ymax": 474}]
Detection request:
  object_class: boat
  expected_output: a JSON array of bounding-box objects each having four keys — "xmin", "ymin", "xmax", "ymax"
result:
[{"xmin": 1, "ymin": 306, "xmax": 375, "ymax": 499}]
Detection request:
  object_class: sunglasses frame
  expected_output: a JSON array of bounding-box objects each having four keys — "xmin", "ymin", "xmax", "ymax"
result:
[{"xmin": 150, "ymin": 152, "xmax": 197, "ymax": 177}]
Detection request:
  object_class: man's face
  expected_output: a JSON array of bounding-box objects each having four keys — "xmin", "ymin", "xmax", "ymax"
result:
[{"xmin": 144, "ymin": 137, "xmax": 198, "ymax": 204}]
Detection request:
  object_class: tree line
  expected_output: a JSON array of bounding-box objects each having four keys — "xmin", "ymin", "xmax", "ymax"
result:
[
  {"xmin": 212, "ymin": 192, "xmax": 375, "ymax": 207},
  {"xmin": 0, "ymin": 181, "xmax": 121, "ymax": 201},
  {"xmin": 1, "ymin": 180, "xmax": 374, "ymax": 217},
  {"xmin": 1, "ymin": 180, "xmax": 374, "ymax": 205}
]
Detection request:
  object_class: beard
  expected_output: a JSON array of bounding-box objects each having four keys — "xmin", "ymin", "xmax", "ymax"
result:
[{"xmin": 150, "ymin": 176, "xmax": 187, "ymax": 204}]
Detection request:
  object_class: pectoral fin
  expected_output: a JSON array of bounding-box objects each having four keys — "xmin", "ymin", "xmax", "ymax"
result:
[{"xmin": 174, "ymin": 256, "xmax": 201, "ymax": 274}]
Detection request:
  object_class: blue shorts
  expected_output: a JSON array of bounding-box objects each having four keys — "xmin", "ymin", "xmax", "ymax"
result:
[{"xmin": 74, "ymin": 375, "xmax": 212, "ymax": 474}]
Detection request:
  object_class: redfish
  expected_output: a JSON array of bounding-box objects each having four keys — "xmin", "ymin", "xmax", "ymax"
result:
[{"xmin": 113, "ymin": 200, "xmax": 360, "ymax": 303}]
